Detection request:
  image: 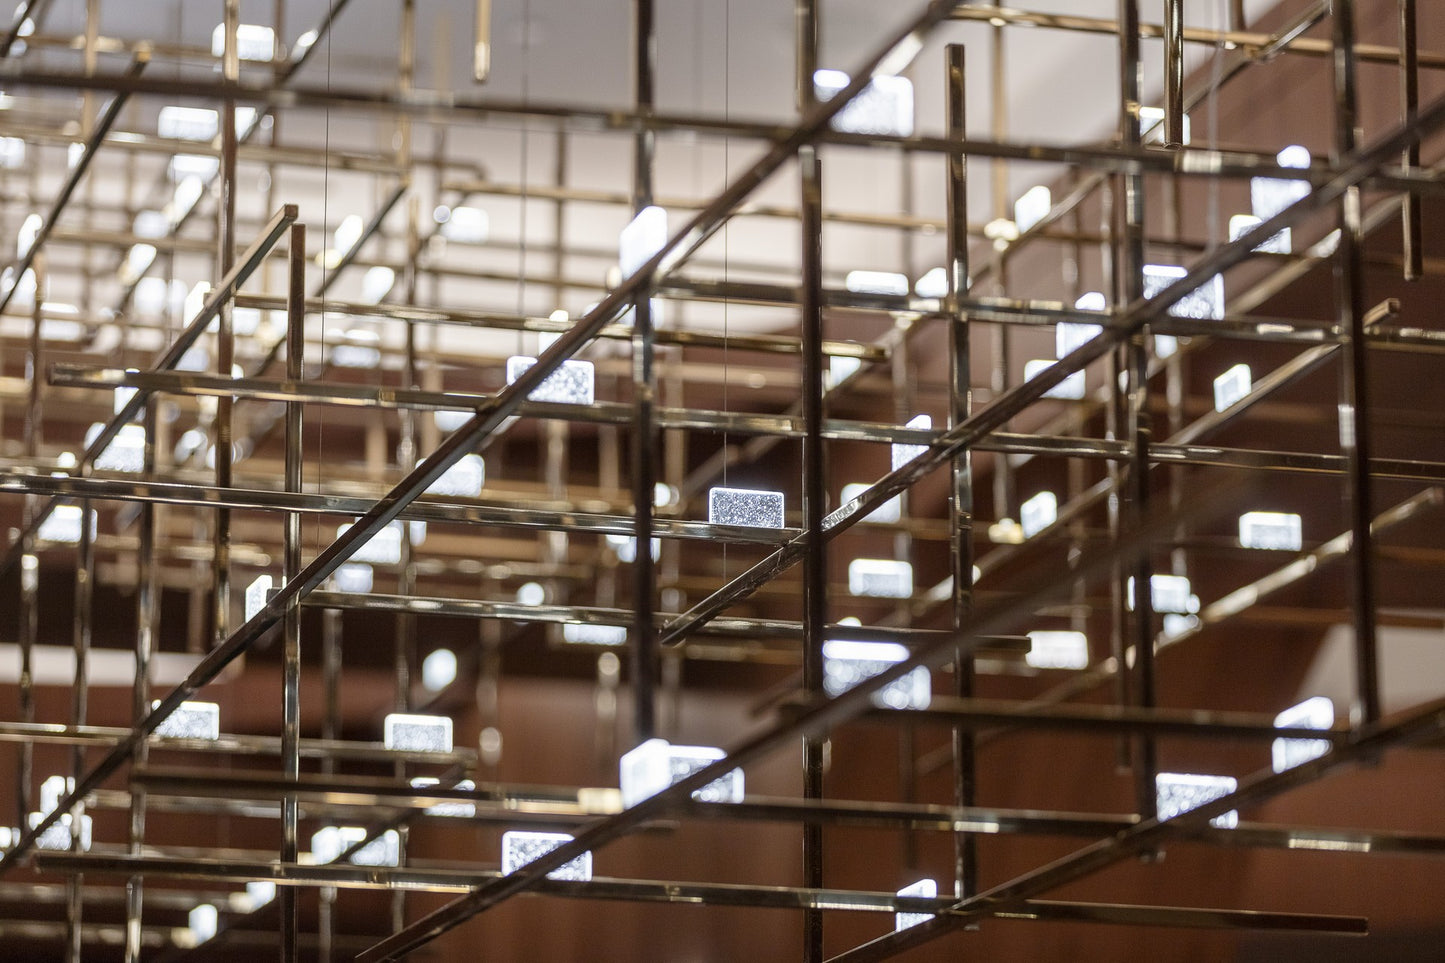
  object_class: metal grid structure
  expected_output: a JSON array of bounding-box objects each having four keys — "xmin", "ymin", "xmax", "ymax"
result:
[{"xmin": 0, "ymin": 0, "xmax": 1443, "ymax": 959}]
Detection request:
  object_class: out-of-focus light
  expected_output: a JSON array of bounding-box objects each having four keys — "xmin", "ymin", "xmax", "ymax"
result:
[{"xmin": 422, "ymin": 648, "xmax": 457, "ymax": 691}]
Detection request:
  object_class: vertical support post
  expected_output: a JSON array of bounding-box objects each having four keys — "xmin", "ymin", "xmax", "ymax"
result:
[
  {"xmin": 1399, "ymin": 0, "xmax": 1421, "ymax": 282},
  {"xmin": 1332, "ymin": 0, "xmax": 1380, "ymax": 726},
  {"xmin": 630, "ymin": 0, "xmax": 659, "ymax": 745},
  {"xmin": 944, "ymin": 43, "xmax": 977, "ymax": 903},
  {"xmin": 66, "ymin": 497, "xmax": 93, "ymax": 963},
  {"xmin": 124, "ymin": 399, "xmax": 157, "ymax": 963},
  {"xmin": 280, "ymin": 222, "xmax": 306, "ymax": 963},
  {"xmin": 473, "ymin": 0, "xmax": 492, "ymax": 82},
  {"xmin": 213, "ymin": 0, "xmax": 240, "ymax": 646},
  {"xmin": 1163, "ymin": 0, "xmax": 1186, "ymax": 150}
]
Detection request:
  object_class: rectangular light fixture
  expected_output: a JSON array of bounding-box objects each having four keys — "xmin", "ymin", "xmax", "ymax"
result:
[
  {"xmin": 1271, "ymin": 696, "xmax": 1334, "ymax": 773},
  {"xmin": 501, "ymin": 830, "xmax": 592, "ymax": 881},
  {"xmin": 895, "ymin": 878, "xmax": 937, "ymax": 932},
  {"xmin": 1025, "ymin": 630, "xmax": 1089, "ymax": 670},
  {"xmin": 891, "ymin": 414, "xmax": 931, "ymax": 470},
  {"xmin": 619, "ymin": 738, "xmax": 745, "ymax": 808},
  {"xmin": 822, "ymin": 639, "xmax": 931, "ymax": 709},
  {"xmin": 707, "ymin": 487, "xmax": 784, "ymax": 529},
  {"xmin": 152, "ymin": 700, "xmax": 221, "ymax": 741},
  {"xmin": 506, "ymin": 356, "xmax": 596, "ymax": 405},
  {"xmin": 383, "ymin": 713, "xmax": 454, "ymax": 753},
  {"xmin": 847, "ymin": 558, "xmax": 913, "ymax": 599},
  {"xmin": 1155, "ymin": 772, "xmax": 1238, "ymax": 829},
  {"xmin": 1239, "ymin": 511, "xmax": 1302, "ymax": 551}
]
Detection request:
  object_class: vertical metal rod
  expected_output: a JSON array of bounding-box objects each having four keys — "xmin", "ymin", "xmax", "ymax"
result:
[
  {"xmin": 280, "ymin": 223, "xmax": 306, "ymax": 963},
  {"xmin": 630, "ymin": 0, "xmax": 659, "ymax": 744},
  {"xmin": 17, "ymin": 255, "xmax": 43, "ymax": 833},
  {"xmin": 1163, "ymin": 0, "xmax": 1186, "ymax": 149},
  {"xmin": 66, "ymin": 497, "xmax": 94, "ymax": 963},
  {"xmin": 1118, "ymin": 0, "xmax": 1157, "ymax": 823},
  {"xmin": 473, "ymin": 0, "xmax": 493, "ymax": 82},
  {"xmin": 213, "ymin": 0, "xmax": 240, "ymax": 648},
  {"xmin": 1332, "ymin": 0, "xmax": 1380, "ymax": 727},
  {"xmin": 1400, "ymin": 0, "xmax": 1421, "ymax": 282},
  {"xmin": 944, "ymin": 43, "xmax": 977, "ymax": 903}
]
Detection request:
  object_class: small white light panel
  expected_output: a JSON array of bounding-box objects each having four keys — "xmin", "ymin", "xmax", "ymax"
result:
[
  {"xmin": 1272, "ymin": 696, "xmax": 1334, "ymax": 773},
  {"xmin": 29, "ymin": 811, "xmax": 92, "ymax": 852},
  {"xmin": 1229, "ymin": 213, "xmax": 1290, "ymax": 255},
  {"xmin": 336, "ymin": 521, "xmax": 403, "ymax": 565},
  {"xmin": 411, "ymin": 777, "xmax": 477, "ymax": 817},
  {"xmin": 245, "ymin": 881, "xmax": 276, "ymax": 909},
  {"xmin": 1154, "ymin": 334, "xmax": 1180, "ymax": 359},
  {"xmin": 311, "ymin": 826, "xmax": 399, "ymax": 866},
  {"xmin": 383, "ymin": 713, "xmax": 454, "ymax": 753},
  {"xmin": 244, "ymin": 574, "xmax": 273, "ymax": 621},
  {"xmin": 1251, "ymin": 145, "xmax": 1312, "ymax": 222},
  {"xmin": 891, "ymin": 414, "xmax": 931, "ymax": 470},
  {"xmin": 133, "ymin": 209, "xmax": 169, "ymax": 240},
  {"xmin": 188, "ymin": 903, "xmax": 219, "ymax": 944},
  {"xmin": 0, "ymin": 136, "xmax": 25, "ymax": 169},
  {"xmin": 361, "ymin": 265, "xmax": 395, "ymax": 303},
  {"xmin": 1212, "ymin": 364, "xmax": 1252, "ymax": 412},
  {"xmin": 422, "ymin": 648, "xmax": 457, "ymax": 691},
  {"xmin": 606, "ymin": 534, "xmax": 660, "ymax": 563},
  {"xmin": 1056, "ymin": 318, "xmax": 1103, "ymax": 358},
  {"xmin": 333, "ymin": 563, "xmax": 374, "ymax": 593},
  {"xmin": 152, "ymin": 700, "xmax": 221, "ymax": 741},
  {"xmin": 708, "ymin": 487, "xmax": 784, "ymax": 529},
  {"xmin": 1019, "ymin": 491, "xmax": 1058, "ymax": 538},
  {"xmin": 841, "ymin": 483, "xmax": 902, "ymax": 524},
  {"xmin": 1162, "ymin": 613, "xmax": 1199, "ymax": 641},
  {"xmin": 158, "ymin": 105, "xmax": 220, "ymax": 141},
  {"xmin": 1155, "ymin": 772, "xmax": 1238, "ymax": 828},
  {"xmin": 1025, "ymin": 630, "xmax": 1089, "ymax": 670},
  {"xmin": 1143, "ymin": 264, "xmax": 1224, "ymax": 320},
  {"xmin": 37, "ymin": 504, "xmax": 91, "ymax": 544},
  {"xmin": 844, "ymin": 270, "xmax": 910, "ymax": 296},
  {"xmin": 895, "ymin": 878, "xmax": 937, "ymax": 932},
  {"xmin": 501, "ymin": 830, "xmax": 592, "ymax": 881},
  {"xmin": 847, "ymin": 558, "xmax": 913, "ymax": 599},
  {"xmin": 1024, "ymin": 359, "xmax": 1085, "ymax": 400},
  {"xmin": 619, "ymin": 205, "xmax": 668, "ymax": 277},
  {"xmin": 813, "ymin": 69, "xmax": 914, "ymax": 137},
  {"xmin": 827, "ymin": 355, "xmax": 862, "ymax": 388},
  {"xmin": 439, "ymin": 205, "xmax": 489, "ymax": 243},
  {"xmin": 562, "ymin": 623, "xmax": 628, "ymax": 646},
  {"xmin": 211, "ymin": 23, "xmax": 276, "ymax": 61},
  {"xmin": 822, "ymin": 639, "xmax": 931, "ymax": 710},
  {"xmin": 422, "ymin": 453, "xmax": 486, "ymax": 497},
  {"xmin": 506, "ymin": 356, "xmax": 596, "ymax": 405},
  {"xmin": 168, "ymin": 153, "xmax": 218, "ymax": 181},
  {"xmin": 1239, "ymin": 511, "xmax": 1302, "ymax": 551},
  {"xmin": 40, "ymin": 775, "xmax": 74, "ymax": 815},
  {"xmin": 84, "ymin": 422, "xmax": 146, "ymax": 473},
  {"xmin": 1126, "ymin": 574, "xmax": 1197, "ymax": 615},
  {"xmin": 619, "ymin": 738, "xmax": 745, "ymax": 808},
  {"xmin": 914, "ymin": 266, "xmax": 949, "ymax": 299},
  {"xmin": 1014, "ymin": 185, "xmax": 1052, "ymax": 233}
]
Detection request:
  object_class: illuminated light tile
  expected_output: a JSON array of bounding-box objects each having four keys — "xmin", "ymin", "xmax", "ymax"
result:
[
  {"xmin": 891, "ymin": 414, "xmax": 932, "ymax": 470},
  {"xmin": 361, "ymin": 265, "xmax": 395, "ymax": 304},
  {"xmin": 844, "ymin": 270, "xmax": 910, "ymax": 297},
  {"xmin": 1025, "ymin": 630, "xmax": 1089, "ymax": 670},
  {"xmin": 132, "ymin": 209, "xmax": 169, "ymax": 240},
  {"xmin": 335, "ymin": 520, "xmax": 403, "ymax": 565},
  {"xmin": 841, "ymin": 482, "xmax": 902, "ymax": 524},
  {"xmin": 167, "ymin": 176, "xmax": 206, "ymax": 224},
  {"xmin": 707, "ymin": 487, "xmax": 784, "ymax": 529},
  {"xmin": 422, "ymin": 453, "xmax": 486, "ymax": 497},
  {"xmin": 168, "ymin": 154, "xmax": 219, "ymax": 182},
  {"xmin": 1024, "ymin": 359, "xmax": 1085, "ymax": 400},
  {"xmin": 1126, "ymin": 574, "xmax": 1196, "ymax": 615},
  {"xmin": 152, "ymin": 700, "xmax": 221, "ymax": 741},
  {"xmin": 30, "ymin": 811, "xmax": 92, "ymax": 852},
  {"xmin": 1161, "ymin": 613, "xmax": 1199, "ymax": 641},
  {"xmin": 2, "ymin": 266, "xmax": 37, "ymax": 308},
  {"xmin": 85, "ymin": 422, "xmax": 146, "ymax": 472},
  {"xmin": 383, "ymin": 713, "xmax": 454, "ymax": 753},
  {"xmin": 1014, "ymin": 185, "xmax": 1052, "ymax": 233},
  {"xmin": 914, "ymin": 266, "xmax": 949, "ymax": 299},
  {"xmin": 410, "ymin": 777, "xmax": 477, "ymax": 817},
  {"xmin": 311, "ymin": 826, "xmax": 399, "ymax": 867},
  {"xmin": 1154, "ymin": 334, "xmax": 1180, "ymax": 359},
  {"xmin": 1142, "ymin": 263, "xmax": 1224, "ymax": 320},
  {"xmin": 506, "ymin": 355, "xmax": 596, "ymax": 405},
  {"xmin": 814, "ymin": 69, "xmax": 914, "ymax": 137},
  {"xmin": 244, "ymin": 574, "xmax": 272, "ymax": 621},
  {"xmin": 1272, "ymin": 696, "xmax": 1334, "ymax": 773},
  {"xmin": 331, "ymin": 328, "xmax": 381, "ymax": 368},
  {"xmin": 1251, "ymin": 145, "xmax": 1312, "ymax": 222},
  {"xmin": 332, "ymin": 214, "xmax": 364, "ymax": 254},
  {"xmin": 438, "ymin": 205, "xmax": 489, "ymax": 243},
  {"xmin": 562, "ymin": 623, "xmax": 628, "ymax": 646},
  {"xmin": 1139, "ymin": 105, "xmax": 1191, "ymax": 145},
  {"xmin": 515, "ymin": 581, "xmax": 545, "ymax": 606},
  {"xmin": 421, "ymin": 648, "xmax": 457, "ymax": 691},
  {"xmin": 619, "ymin": 738, "xmax": 745, "ymax": 808},
  {"xmin": 1019, "ymin": 491, "xmax": 1058, "ymax": 538},
  {"xmin": 40, "ymin": 776, "xmax": 74, "ymax": 815},
  {"xmin": 1239, "ymin": 511, "xmax": 1302, "ymax": 552},
  {"xmin": 1075, "ymin": 291, "xmax": 1107, "ymax": 312},
  {"xmin": 823, "ymin": 638, "xmax": 931, "ymax": 709},
  {"xmin": 827, "ymin": 355, "xmax": 862, "ymax": 389},
  {"xmin": 245, "ymin": 881, "xmax": 276, "ymax": 909},
  {"xmin": 1155, "ymin": 772, "xmax": 1238, "ymax": 828},
  {"xmin": 67, "ymin": 142, "xmax": 84, "ymax": 168},
  {"xmin": 1056, "ymin": 320, "xmax": 1103, "ymax": 359},
  {"xmin": 211, "ymin": 22, "xmax": 276, "ymax": 61},
  {"xmin": 17, "ymin": 212, "xmax": 41, "ymax": 258},
  {"xmin": 1212, "ymin": 363, "xmax": 1252, "ymax": 412},
  {"xmin": 619, "ymin": 205, "xmax": 668, "ymax": 277},
  {"xmin": 333, "ymin": 563, "xmax": 374, "ymax": 594},
  {"xmin": 895, "ymin": 878, "xmax": 937, "ymax": 932},
  {"xmin": 606, "ymin": 534, "xmax": 660, "ymax": 563},
  {"xmin": 231, "ymin": 307, "xmax": 263, "ymax": 337},
  {"xmin": 37, "ymin": 505, "xmax": 92, "ymax": 544},
  {"xmin": 0, "ymin": 136, "xmax": 24, "ymax": 168},
  {"xmin": 158, "ymin": 105, "xmax": 220, "ymax": 141},
  {"xmin": 847, "ymin": 558, "xmax": 913, "ymax": 599},
  {"xmin": 1229, "ymin": 213, "xmax": 1290, "ymax": 255},
  {"xmin": 188, "ymin": 903, "xmax": 218, "ymax": 944},
  {"xmin": 434, "ymin": 409, "xmax": 473, "ymax": 432},
  {"xmin": 501, "ymin": 830, "xmax": 592, "ymax": 881}
]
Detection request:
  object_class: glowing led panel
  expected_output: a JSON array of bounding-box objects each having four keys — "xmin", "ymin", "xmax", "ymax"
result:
[
  {"xmin": 0, "ymin": 136, "xmax": 24, "ymax": 168},
  {"xmin": 1251, "ymin": 146, "xmax": 1311, "ymax": 222},
  {"xmin": 152, "ymin": 700, "xmax": 220, "ymax": 741},
  {"xmin": 1212, "ymin": 364, "xmax": 1252, "ymax": 412},
  {"xmin": 37, "ymin": 505, "xmax": 90, "ymax": 544},
  {"xmin": 85, "ymin": 422, "xmax": 146, "ymax": 472},
  {"xmin": 1056, "ymin": 318, "xmax": 1103, "ymax": 358},
  {"xmin": 1142, "ymin": 264, "xmax": 1223, "ymax": 320},
  {"xmin": 1155, "ymin": 772, "xmax": 1238, "ymax": 828},
  {"xmin": 421, "ymin": 453, "xmax": 485, "ymax": 497},
  {"xmin": 158, "ymin": 106, "xmax": 219, "ymax": 141},
  {"xmin": 29, "ymin": 812, "xmax": 91, "ymax": 852},
  {"xmin": 841, "ymin": 482, "xmax": 901, "ymax": 524},
  {"xmin": 1239, "ymin": 511, "xmax": 1302, "ymax": 551},
  {"xmin": 411, "ymin": 777, "xmax": 477, "ymax": 817},
  {"xmin": 1014, "ymin": 185, "xmax": 1051, "ymax": 233},
  {"xmin": 845, "ymin": 270, "xmax": 909, "ymax": 297},
  {"xmin": 333, "ymin": 563, "xmax": 373, "ymax": 594},
  {"xmin": 336, "ymin": 521, "xmax": 402, "ymax": 565},
  {"xmin": 895, "ymin": 878, "xmax": 937, "ymax": 932},
  {"xmin": 1019, "ymin": 491, "xmax": 1058, "ymax": 538},
  {"xmin": 563, "ymin": 623, "xmax": 628, "ymax": 646},
  {"xmin": 707, "ymin": 487, "xmax": 784, "ymax": 529},
  {"xmin": 1025, "ymin": 631, "xmax": 1089, "ymax": 670},
  {"xmin": 311, "ymin": 826, "xmax": 399, "ymax": 866},
  {"xmin": 188, "ymin": 903, "xmax": 219, "ymax": 944},
  {"xmin": 421, "ymin": 648, "xmax": 457, "ymax": 691},
  {"xmin": 914, "ymin": 266, "xmax": 949, "ymax": 299},
  {"xmin": 245, "ymin": 881, "xmax": 276, "ymax": 909},
  {"xmin": 1024, "ymin": 360, "xmax": 1085, "ymax": 400},
  {"xmin": 619, "ymin": 205, "xmax": 667, "ymax": 277},
  {"xmin": 506, "ymin": 356, "xmax": 595, "ymax": 405},
  {"xmin": 1272, "ymin": 696, "xmax": 1334, "ymax": 773},
  {"xmin": 243, "ymin": 574, "xmax": 273, "ymax": 622},
  {"xmin": 211, "ymin": 23, "xmax": 276, "ymax": 60},
  {"xmin": 813, "ymin": 69, "xmax": 914, "ymax": 136},
  {"xmin": 438, "ymin": 205, "xmax": 489, "ymax": 243},
  {"xmin": 39, "ymin": 776, "xmax": 73, "ymax": 815},
  {"xmin": 847, "ymin": 559, "xmax": 913, "ymax": 599},
  {"xmin": 383, "ymin": 713, "xmax": 454, "ymax": 753},
  {"xmin": 619, "ymin": 738, "xmax": 744, "ymax": 808},
  {"xmin": 822, "ymin": 639, "xmax": 930, "ymax": 710},
  {"xmin": 1229, "ymin": 213, "xmax": 1290, "ymax": 255},
  {"xmin": 891, "ymin": 414, "xmax": 931, "ymax": 470},
  {"xmin": 501, "ymin": 831, "xmax": 592, "ymax": 881},
  {"xmin": 1127, "ymin": 574, "xmax": 1196, "ymax": 615}
]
